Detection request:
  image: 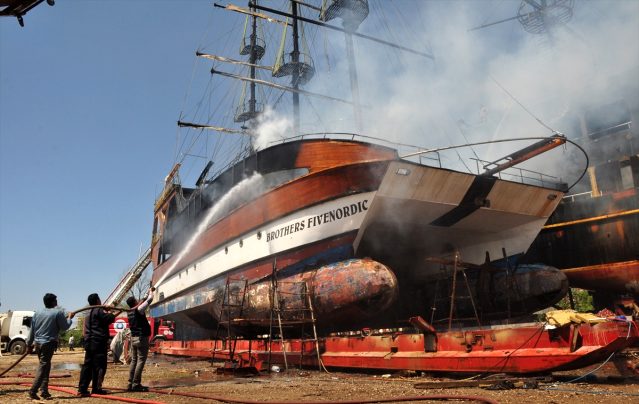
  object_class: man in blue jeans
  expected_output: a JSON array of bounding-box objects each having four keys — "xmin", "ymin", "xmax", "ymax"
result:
[
  {"xmin": 126, "ymin": 287, "xmax": 154, "ymax": 392},
  {"xmin": 27, "ymin": 293, "xmax": 74, "ymax": 400}
]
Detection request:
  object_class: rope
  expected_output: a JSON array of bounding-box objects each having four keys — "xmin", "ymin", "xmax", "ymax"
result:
[{"xmin": 489, "ymin": 74, "xmax": 557, "ymax": 134}]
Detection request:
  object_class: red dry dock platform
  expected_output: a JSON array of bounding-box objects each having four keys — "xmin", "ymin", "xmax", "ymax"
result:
[{"xmin": 153, "ymin": 318, "xmax": 638, "ymax": 374}]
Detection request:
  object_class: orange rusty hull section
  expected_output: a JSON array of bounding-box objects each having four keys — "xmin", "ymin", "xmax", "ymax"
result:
[
  {"xmin": 236, "ymin": 258, "xmax": 399, "ymax": 328},
  {"xmin": 154, "ymin": 319, "xmax": 639, "ymax": 374},
  {"xmin": 563, "ymin": 260, "xmax": 639, "ymax": 295},
  {"xmin": 523, "ymin": 190, "xmax": 639, "ymax": 296}
]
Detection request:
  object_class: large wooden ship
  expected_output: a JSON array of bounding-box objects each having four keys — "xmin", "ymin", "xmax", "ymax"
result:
[
  {"xmin": 141, "ymin": 1, "xmax": 639, "ymax": 376},
  {"xmin": 147, "ymin": 1, "xmax": 577, "ymax": 339},
  {"xmin": 149, "ymin": 135, "xmax": 568, "ymax": 337}
]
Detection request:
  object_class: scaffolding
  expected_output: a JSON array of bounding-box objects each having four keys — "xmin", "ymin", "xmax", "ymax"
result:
[{"xmin": 212, "ymin": 263, "xmax": 322, "ymax": 372}]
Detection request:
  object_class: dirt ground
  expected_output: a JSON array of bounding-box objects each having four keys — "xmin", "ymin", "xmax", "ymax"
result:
[{"xmin": 1, "ymin": 348, "xmax": 638, "ymax": 404}]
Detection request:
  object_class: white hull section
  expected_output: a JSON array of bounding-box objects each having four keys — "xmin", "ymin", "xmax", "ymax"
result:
[
  {"xmin": 156, "ymin": 192, "xmax": 375, "ymax": 301},
  {"xmin": 355, "ymin": 161, "xmax": 564, "ymax": 278}
]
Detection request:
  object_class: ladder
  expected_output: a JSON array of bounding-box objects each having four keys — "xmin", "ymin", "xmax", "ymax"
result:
[
  {"xmin": 268, "ymin": 279, "xmax": 320, "ymax": 371},
  {"xmin": 303, "ymin": 281, "xmax": 322, "ymax": 371},
  {"xmin": 427, "ymin": 253, "xmax": 482, "ymax": 330},
  {"xmin": 213, "ymin": 276, "xmax": 248, "ymax": 363},
  {"xmin": 104, "ymin": 247, "xmax": 152, "ymax": 307}
]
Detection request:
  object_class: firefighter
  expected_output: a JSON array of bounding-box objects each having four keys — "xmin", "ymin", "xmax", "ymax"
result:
[
  {"xmin": 27, "ymin": 293, "xmax": 74, "ymax": 400},
  {"xmin": 77, "ymin": 293, "xmax": 115, "ymax": 396},
  {"xmin": 125, "ymin": 287, "xmax": 155, "ymax": 392}
]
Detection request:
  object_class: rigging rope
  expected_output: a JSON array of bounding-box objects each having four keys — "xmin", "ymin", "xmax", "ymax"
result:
[
  {"xmin": 399, "ymin": 135, "xmax": 589, "ymax": 191},
  {"xmin": 489, "ymin": 74, "xmax": 559, "ymax": 134}
]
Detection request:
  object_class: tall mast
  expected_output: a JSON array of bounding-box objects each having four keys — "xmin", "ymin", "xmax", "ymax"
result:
[
  {"xmin": 291, "ymin": 0, "xmax": 301, "ymax": 135},
  {"xmin": 319, "ymin": 0, "xmax": 370, "ymax": 133},
  {"xmin": 233, "ymin": 1, "xmax": 265, "ymax": 124},
  {"xmin": 249, "ymin": 4, "xmax": 258, "ymax": 118},
  {"xmin": 344, "ymin": 29, "xmax": 362, "ymax": 132},
  {"xmin": 221, "ymin": 1, "xmax": 433, "ymax": 135}
]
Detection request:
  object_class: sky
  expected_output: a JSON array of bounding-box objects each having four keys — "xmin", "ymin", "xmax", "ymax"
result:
[
  {"xmin": 1, "ymin": 0, "xmax": 638, "ymax": 314},
  {"xmin": 0, "ymin": 0, "xmax": 216, "ymax": 313}
]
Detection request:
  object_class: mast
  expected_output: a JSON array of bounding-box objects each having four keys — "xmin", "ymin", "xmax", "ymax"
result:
[
  {"xmin": 268, "ymin": 0, "xmax": 314, "ymax": 135},
  {"xmin": 249, "ymin": 3, "xmax": 258, "ymax": 119},
  {"xmin": 291, "ymin": 0, "xmax": 301, "ymax": 135},
  {"xmin": 234, "ymin": 1, "xmax": 266, "ymax": 124},
  {"xmin": 344, "ymin": 29, "xmax": 362, "ymax": 132},
  {"xmin": 231, "ymin": 1, "xmax": 432, "ymax": 135},
  {"xmin": 319, "ymin": 0, "xmax": 370, "ymax": 133}
]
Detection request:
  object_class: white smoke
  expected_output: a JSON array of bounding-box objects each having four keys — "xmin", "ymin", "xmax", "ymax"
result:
[
  {"xmin": 300, "ymin": 1, "xmax": 639, "ymax": 175},
  {"xmin": 252, "ymin": 106, "xmax": 293, "ymax": 150},
  {"xmin": 182, "ymin": 1, "xmax": 639, "ymax": 183}
]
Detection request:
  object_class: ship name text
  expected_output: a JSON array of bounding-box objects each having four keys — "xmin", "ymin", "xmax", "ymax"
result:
[{"xmin": 266, "ymin": 199, "xmax": 369, "ymax": 243}]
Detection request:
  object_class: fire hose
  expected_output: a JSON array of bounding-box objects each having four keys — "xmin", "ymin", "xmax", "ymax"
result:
[
  {"xmin": 0, "ymin": 350, "xmax": 29, "ymax": 377},
  {"xmin": 0, "ymin": 382, "xmax": 164, "ymax": 403},
  {"xmin": 70, "ymin": 304, "xmax": 130, "ymax": 316},
  {"xmin": 0, "ymin": 305, "xmax": 127, "ymax": 378},
  {"xmin": 144, "ymin": 389, "xmax": 500, "ymax": 404},
  {"xmin": 0, "ymin": 381, "xmax": 498, "ymax": 404}
]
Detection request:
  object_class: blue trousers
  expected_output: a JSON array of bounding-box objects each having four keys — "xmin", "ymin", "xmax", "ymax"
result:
[{"xmin": 30, "ymin": 341, "xmax": 56, "ymax": 395}]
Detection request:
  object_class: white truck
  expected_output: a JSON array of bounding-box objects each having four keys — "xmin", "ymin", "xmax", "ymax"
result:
[{"xmin": 0, "ymin": 310, "xmax": 34, "ymax": 355}]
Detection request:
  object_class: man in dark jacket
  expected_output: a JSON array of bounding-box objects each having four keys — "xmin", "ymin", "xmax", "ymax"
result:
[
  {"xmin": 27, "ymin": 293, "xmax": 74, "ymax": 400},
  {"xmin": 125, "ymin": 287, "xmax": 154, "ymax": 392},
  {"xmin": 77, "ymin": 293, "xmax": 115, "ymax": 396}
]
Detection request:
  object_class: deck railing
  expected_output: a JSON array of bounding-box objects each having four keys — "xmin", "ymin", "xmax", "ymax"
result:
[
  {"xmin": 268, "ymin": 132, "xmax": 564, "ymax": 188},
  {"xmin": 562, "ymin": 191, "xmax": 594, "ymax": 203},
  {"xmin": 469, "ymin": 157, "xmax": 560, "ymax": 188}
]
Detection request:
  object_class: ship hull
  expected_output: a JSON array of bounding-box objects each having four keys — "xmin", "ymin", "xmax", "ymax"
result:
[
  {"xmin": 524, "ymin": 189, "xmax": 639, "ymax": 296},
  {"xmin": 150, "ymin": 139, "xmax": 565, "ymax": 336},
  {"xmin": 356, "ymin": 161, "xmax": 562, "ymax": 279},
  {"xmin": 425, "ymin": 264, "xmax": 569, "ymax": 322},
  {"xmin": 154, "ymin": 257, "xmax": 398, "ymax": 336},
  {"xmin": 563, "ymin": 261, "xmax": 639, "ymax": 295}
]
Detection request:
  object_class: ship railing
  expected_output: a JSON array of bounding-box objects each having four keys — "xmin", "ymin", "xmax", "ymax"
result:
[
  {"xmin": 562, "ymin": 191, "xmax": 593, "ymax": 203},
  {"xmin": 268, "ymin": 132, "xmax": 563, "ymax": 187},
  {"xmin": 267, "ymin": 132, "xmax": 443, "ymax": 167},
  {"xmin": 470, "ymin": 157, "xmax": 560, "ymax": 188},
  {"xmin": 587, "ymin": 120, "xmax": 632, "ymax": 140}
]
